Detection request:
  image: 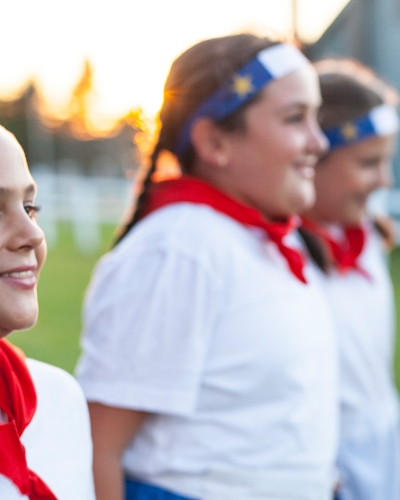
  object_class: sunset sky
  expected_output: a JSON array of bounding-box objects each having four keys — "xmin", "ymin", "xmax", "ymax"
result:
[{"xmin": 0, "ymin": 0, "xmax": 350, "ymax": 126}]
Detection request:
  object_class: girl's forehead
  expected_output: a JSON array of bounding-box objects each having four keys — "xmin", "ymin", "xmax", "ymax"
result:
[
  {"xmin": 258, "ymin": 66, "xmax": 321, "ymax": 109},
  {"xmin": 0, "ymin": 169, "xmax": 34, "ymax": 201},
  {"xmin": 0, "ymin": 133, "xmax": 31, "ymax": 193}
]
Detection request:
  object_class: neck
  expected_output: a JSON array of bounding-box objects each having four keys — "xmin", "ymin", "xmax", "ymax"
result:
[{"xmin": 185, "ymin": 166, "xmax": 287, "ymax": 222}]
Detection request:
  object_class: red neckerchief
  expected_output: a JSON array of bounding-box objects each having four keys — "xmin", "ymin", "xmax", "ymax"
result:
[
  {"xmin": 0, "ymin": 339, "xmax": 58, "ymax": 500},
  {"xmin": 142, "ymin": 176, "xmax": 307, "ymax": 283},
  {"xmin": 301, "ymin": 217, "xmax": 370, "ymax": 279}
]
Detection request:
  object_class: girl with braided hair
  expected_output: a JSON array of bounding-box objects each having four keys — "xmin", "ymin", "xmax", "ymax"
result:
[
  {"xmin": 300, "ymin": 59, "xmax": 400, "ymax": 500},
  {"xmin": 0, "ymin": 126, "xmax": 95, "ymax": 499},
  {"xmin": 78, "ymin": 34, "xmax": 339, "ymax": 500}
]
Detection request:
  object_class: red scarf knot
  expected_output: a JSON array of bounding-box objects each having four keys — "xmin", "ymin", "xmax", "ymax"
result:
[
  {"xmin": 142, "ymin": 176, "xmax": 307, "ymax": 283},
  {"xmin": 300, "ymin": 217, "xmax": 370, "ymax": 279},
  {"xmin": 0, "ymin": 339, "xmax": 58, "ymax": 499}
]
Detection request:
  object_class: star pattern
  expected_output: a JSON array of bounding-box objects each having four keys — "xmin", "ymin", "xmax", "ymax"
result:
[
  {"xmin": 341, "ymin": 123, "xmax": 358, "ymax": 140},
  {"xmin": 231, "ymin": 74, "xmax": 254, "ymax": 98}
]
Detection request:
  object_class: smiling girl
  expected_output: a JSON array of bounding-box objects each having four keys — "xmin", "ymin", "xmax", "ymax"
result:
[
  {"xmin": 301, "ymin": 59, "xmax": 400, "ymax": 500},
  {"xmin": 0, "ymin": 126, "xmax": 95, "ymax": 500},
  {"xmin": 77, "ymin": 34, "xmax": 338, "ymax": 500}
]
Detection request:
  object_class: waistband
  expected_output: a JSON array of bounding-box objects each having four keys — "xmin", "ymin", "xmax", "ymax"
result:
[
  {"xmin": 130, "ymin": 465, "xmax": 336, "ymax": 500},
  {"xmin": 125, "ymin": 478, "xmax": 197, "ymax": 500}
]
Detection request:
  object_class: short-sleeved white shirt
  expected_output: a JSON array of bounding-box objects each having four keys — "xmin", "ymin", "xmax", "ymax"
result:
[
  {"xmin": 0, "ymin": 359, "xmax": 95, "ymax": 500},
  {"xmin": 77, "ymin": 203, "xmax": 338, "ymax": 500},
  {"xmin": 316, "ymin": 226, "xmax": 400, "ymax": 500}
]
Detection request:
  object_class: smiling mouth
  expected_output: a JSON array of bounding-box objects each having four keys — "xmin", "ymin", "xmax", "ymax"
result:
[
  {"xmin": 295, "ymin": 164, "xmax": 315, "ymax": 179},
  {"xmin": 0, "ymin": 269, "xmax": 37, "ymax": 290},
  {"xmin": 0, "ymin": 270, "xmax": 34, "ymax": 278}
]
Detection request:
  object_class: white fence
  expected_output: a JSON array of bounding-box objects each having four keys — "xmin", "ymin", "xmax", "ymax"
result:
[
  {"xmin": 33, "ymin": 170, "xmax": 133, "ymax": 253},
  {"xmin": 32, "ymin": 171, "xmax": 400, "ymax": 253}
]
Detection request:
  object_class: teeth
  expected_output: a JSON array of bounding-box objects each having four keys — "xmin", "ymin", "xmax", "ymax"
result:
[{"xmin": 1, "ymin": 271, "xmax": 34, "ymax": 278}]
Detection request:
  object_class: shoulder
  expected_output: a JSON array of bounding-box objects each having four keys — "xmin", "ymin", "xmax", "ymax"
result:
[
  {"xmin": 91, "ymin": 204, "xmax": 256, "ymax": 286},
  {"xmin": 121, "ymin": 203, "xmax": 251, "ymax": 255},
  {"xmin": 22, "ymin": 360, "xmax": 95, "ymax": 500},
  {"xmin": 26, "ymin": 358, "xmax": 87, "ymax": 410}
]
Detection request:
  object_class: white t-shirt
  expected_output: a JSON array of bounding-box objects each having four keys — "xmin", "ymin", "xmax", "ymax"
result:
[
  {"xmin": 0, "ymin": 359, "xmax": 95, "ymax": 500},
  {"xmin": 316, "ymin": 226, "xmax": 400, "ymax": 500},
  {"xmin": 77, "ymin": 203, "xmax": 338, "ymax": 500}
]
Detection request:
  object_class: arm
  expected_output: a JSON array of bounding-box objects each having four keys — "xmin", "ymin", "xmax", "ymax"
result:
[{"xmin": 88, "ymin": 403, "xmax": 148, "ymax": 500}]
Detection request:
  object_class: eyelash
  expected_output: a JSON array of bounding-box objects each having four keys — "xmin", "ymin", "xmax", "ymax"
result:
[
  {"xmin": 285, "ymin": 113, "xmax": 304, "ymax": 123},
  {"xmin": 24, "ymin": 204, "xmax": 41, "ymax": 218}
]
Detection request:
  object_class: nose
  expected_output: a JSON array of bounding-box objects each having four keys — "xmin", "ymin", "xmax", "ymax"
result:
[
  {"xmin": 8, "ymin": 211, "xmax": 45, "ymax": 252},
  {"xmin": 307, "ymin": 121, "xmax": 330, "ymax": 156}
]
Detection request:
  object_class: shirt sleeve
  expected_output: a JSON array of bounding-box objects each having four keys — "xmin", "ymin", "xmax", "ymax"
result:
[{"xmin": 76, "ymin": 244, "xmax": 221, "ymax": 417}]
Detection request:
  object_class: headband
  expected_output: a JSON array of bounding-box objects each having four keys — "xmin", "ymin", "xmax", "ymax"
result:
[
  {"xmin": 323, "ymin": 104, "xmax": 400, "ymax": 149},
  {"xmin": 174, "ymin": 43, "xmax": 310, "ymax": 159}
]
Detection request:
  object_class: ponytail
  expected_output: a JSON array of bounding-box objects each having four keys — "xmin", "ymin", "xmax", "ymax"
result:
[
  {"xmin": 298, "ymin": 227, "xmax": 332, "ymax": 274},
  {"xmin": 114, "ymin": 142, "xmax": 162, "ymax": 244}
]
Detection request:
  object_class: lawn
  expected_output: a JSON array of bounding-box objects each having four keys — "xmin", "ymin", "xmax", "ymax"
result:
[
  {"xmin": 8, "ymin": 222, "xmax": 116, "ymax": 373},
  {"xmin": 9, "ymin": 224, "xmax": 400, "ymax": 391}
]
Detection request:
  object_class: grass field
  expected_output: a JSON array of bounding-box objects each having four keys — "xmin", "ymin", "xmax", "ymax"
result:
[
  {"xmin": 9, "ymin": 223, "xmax": 400, "ymax": 391},
  {"xmin": 9, "ymin": 222, "xmax": 116, "ymax": 373}
]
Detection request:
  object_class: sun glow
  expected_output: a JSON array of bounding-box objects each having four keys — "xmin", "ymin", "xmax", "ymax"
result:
[{"xmin": 0, "ymin": 0, "xmax": 350, "ymax": 130}]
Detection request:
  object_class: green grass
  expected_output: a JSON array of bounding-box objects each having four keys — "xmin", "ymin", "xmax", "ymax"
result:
[
  {"xmin": 389, "ymin": 248, "xmax": 400, "ymax": 390},
  {"xmin": 8, "ymin": 222, "xmax": 116, "ymax": 373},
  {"xmin": 8, "ymin": 227, "xmax": 400, "ymax": 389}
]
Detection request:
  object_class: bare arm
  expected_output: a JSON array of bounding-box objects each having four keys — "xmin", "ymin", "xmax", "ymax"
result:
[{"xmin": 89, "ymin": 403, "xmax": 149, "ymax": 500}]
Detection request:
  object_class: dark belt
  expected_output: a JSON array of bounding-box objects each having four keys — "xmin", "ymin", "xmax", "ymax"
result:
[{"xmin": 125, "ymin": 477, "xmax": 198, "ymax": 500}]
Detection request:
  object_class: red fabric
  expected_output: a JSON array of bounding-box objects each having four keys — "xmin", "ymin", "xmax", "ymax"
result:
[
  {"xmin": 0, "ymin": 339, "xmax": 57, "ymax": 499},
  {"xmin": 142, "ymin": 176, "xmax": 307, "ymax": 283},
  {"xmin": 301, "ymin": 217, "xmax": 369, "ymax": 279}
]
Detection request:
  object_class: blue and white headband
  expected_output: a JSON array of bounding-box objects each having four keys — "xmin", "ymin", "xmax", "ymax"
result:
[
  {"xmin": 174, "ymin": 43, "xmax": 310, "ymax": 160},
  {"xmin": 323, "ymin": 104, "xmax": 400, "ymax": 150}
]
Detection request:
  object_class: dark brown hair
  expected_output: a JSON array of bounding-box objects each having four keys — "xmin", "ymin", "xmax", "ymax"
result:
[
  {"xmin": 315, "ymin": 59, "xmax": 397, "ymax": 129},
  {"xmin": 116, "ymin": 34, "xmax": 278, "ymax": 243},
  {"xmin": 299, "ymin": 59, "xmax": 398, "ymax": 271}
]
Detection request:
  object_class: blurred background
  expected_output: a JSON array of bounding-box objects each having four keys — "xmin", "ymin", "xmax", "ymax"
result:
[{"xmin": 4, "ymin": 0, "xmax": 400, "ymax": 383}]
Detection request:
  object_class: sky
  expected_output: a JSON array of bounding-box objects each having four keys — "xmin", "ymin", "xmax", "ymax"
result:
[{"xmin": 0, "ymin": 0, "xmax": 350, "ymax": 126}]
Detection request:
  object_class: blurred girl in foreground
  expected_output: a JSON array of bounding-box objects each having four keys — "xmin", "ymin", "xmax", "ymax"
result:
[
  {"xmin": 301, "ymin": 59, "xmax": 400, "ymax": 500},
  {"xmin": 78, "ymin": 34, "xmax": 339, "ymax": 500},
  {"xmin": 0, "ymin": 126, "xmax": 95, "ymax": 500}
]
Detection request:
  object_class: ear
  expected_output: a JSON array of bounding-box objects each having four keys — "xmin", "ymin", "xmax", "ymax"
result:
[{"xmin": 190, "ymin": 118, "xmax": 231, "ymax": 168}]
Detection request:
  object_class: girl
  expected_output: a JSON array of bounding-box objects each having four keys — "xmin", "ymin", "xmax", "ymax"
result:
[
  {"xmin": 300, "ymin": 59, "xmax": 400, "ymax": 500},
  {"xmin": 0, "ymin": 126, "xmax": 95, "ymax": 499},
  {"xmin": 77, "ymin": 34, "xmax": 338, "ymax": 500}
]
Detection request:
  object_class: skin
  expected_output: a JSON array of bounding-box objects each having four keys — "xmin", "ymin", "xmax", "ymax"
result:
[
  {"xmin": 90, "ymin": 63, "xmax": 328, "ymax": 500},
  {"xmin": 0, "ymin": 128, "xmax": 46, "ymax": 339},
  {"xmin": 307, "ymin": 135, "xmax": 396, "ymax": 226},
  {"xmin": 190, "ymin": 64, "xmax": 328, "ymax": 220}
]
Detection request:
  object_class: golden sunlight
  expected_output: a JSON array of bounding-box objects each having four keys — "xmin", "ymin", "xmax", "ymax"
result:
[{"xmin": 0, "ymin": 0, "xmax": 350, "ymax": 132}]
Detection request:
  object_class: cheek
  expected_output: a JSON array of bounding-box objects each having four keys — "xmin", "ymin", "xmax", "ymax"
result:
[
  {"xmin": 270, "ymin": 130, "xmax": 304, "ymax": 160},
  {"xmin": 36, "ymin": 241, "xmax": 47, "ymax": 271},
  {"xmin": 341, "ymin": 166, "xmax": 372, "ymax": 194}
]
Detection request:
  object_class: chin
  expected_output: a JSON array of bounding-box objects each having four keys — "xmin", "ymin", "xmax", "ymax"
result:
[
  {"xmin": 5, "ymin": 308, "xmax": 38, "ymax": 333},
  {"xmin": 292, "ymin": 190, "xmax": 316, "ymax": 215},
  {"xmin": 344, "ymin": 205, "xmax": 367, "ymax": 226}
]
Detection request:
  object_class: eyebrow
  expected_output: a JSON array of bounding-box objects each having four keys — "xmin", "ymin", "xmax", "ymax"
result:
[
  {"xmin": 280, "ymin": 100, "xmax": 322, "ymax": 112},
  {"xmin": 0, "ymin": 183, "xmax": 36, "ymax": 198}
]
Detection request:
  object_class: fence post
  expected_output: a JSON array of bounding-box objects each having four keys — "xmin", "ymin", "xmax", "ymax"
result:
[
  {"xmin": 70, "ymin": 175, "xmax": 101, "ymax": 253},
  {"xmin": 32, "ymin": 165, "xmax": 58, "ymax": 249}
]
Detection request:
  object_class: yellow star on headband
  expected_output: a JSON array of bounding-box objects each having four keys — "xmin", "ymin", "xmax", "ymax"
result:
[
  {"xmin": 341, "ymin": 123, "xmax": 358, "ymax": 140},
  {"xmin": 231, "ymin": 74, "xmax": 254, "ymax": 98}
]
